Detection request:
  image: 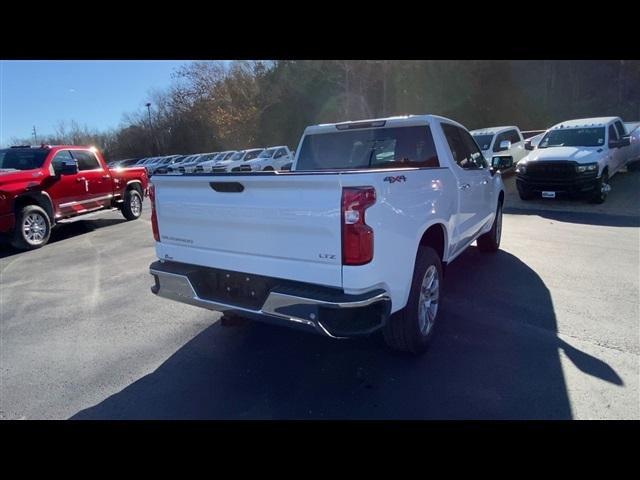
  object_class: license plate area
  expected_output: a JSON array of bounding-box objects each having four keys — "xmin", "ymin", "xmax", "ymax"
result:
[{"xmin": 541, "ymin": 191, "xmax": 556, "ymax": 198}]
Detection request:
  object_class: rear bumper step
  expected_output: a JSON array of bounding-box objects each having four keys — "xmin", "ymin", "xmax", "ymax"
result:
[{"xmin": 149, "ymin": 260, "xmax": 391, "ymax": 338}]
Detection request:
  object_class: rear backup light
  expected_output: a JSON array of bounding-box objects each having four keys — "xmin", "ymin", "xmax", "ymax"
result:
[
  {"xmin": 341, "ymin": 186, "xmax": 376, "ymax": 265},
  {"xmin": 149, "ymin": 183, "xmax": 160, "ymax": 242}
]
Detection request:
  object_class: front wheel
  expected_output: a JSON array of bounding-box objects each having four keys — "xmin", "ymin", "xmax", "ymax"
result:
[
  {"xmin": 590, "ymin": 171, "xmax": 609, "ymax": 204},
  {"xmin": 383, "ymin": 246, "xmax": 442, "ymax": 354},
  {"xmin": 121, "ymin": 189, "xmax": 143, "ymax": 220},
  {"xmin": 11, "ymin": 205, "xmax": 52, "ymax": 250},
  {"xmin": 477, "ymin": 201, "xmax": 502, "ymax": 252},
  {"xmin": 263, "ymin": 166, "xmax": 274, "ymax": 171}
]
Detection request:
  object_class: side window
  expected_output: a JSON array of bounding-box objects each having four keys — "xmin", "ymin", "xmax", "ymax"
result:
[
  {"xmin": 275, "ymin": 148, "xmax": 287, "ymax": 158},
  {"xmin": 608, "ymin": 125, "xmax": 618, "ymax": 142},
  {"xmin": 614, "ymin": 121, "xmax": 626, "ymax": 138},
  {"xmin": 507, "ymin": 129, "xmax": 521, "ymax": 144},
  {"xmin": 459, "ymin": 128, "xmax": 487, "ymax": 169},
  {"xmin": 442, "ymin": 124, "xmax": 485, "ymax": 170},
  {"xmin": 71, "ymin": 150, "xmax": 101, "ymax": 171},
  {"xmin": 51, "ymin": 150, "xmax": 74, "ymax": 167},
  {"xmin": 493, "ymin": 132, "xmax": 508, "ymax": 152}
]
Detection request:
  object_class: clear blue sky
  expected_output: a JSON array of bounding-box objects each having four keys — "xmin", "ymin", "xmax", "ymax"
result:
[{"xmin": 0, "ymin": 60, "xmax": 192, "ymax": 146}]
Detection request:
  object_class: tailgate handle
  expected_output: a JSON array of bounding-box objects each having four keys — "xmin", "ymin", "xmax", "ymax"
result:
[{"xmin": 210, "ymin": 182, "xmax": 244, "ymax": 193}]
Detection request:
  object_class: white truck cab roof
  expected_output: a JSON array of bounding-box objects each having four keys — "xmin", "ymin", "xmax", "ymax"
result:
[
  {"xmin": 550, "ymin": 117, "xmax": 620, "ymax": 130},
  {"xmin": 306, "ymin": 114, "xmax": 466, "ymax": 135},
  {"xmin": 470, "ymin": 126, "xmax": 519, "ymax": 136}
]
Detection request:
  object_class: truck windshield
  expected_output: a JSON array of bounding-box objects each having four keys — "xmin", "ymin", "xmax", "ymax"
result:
[
  {"xmin": 244, "ymin": 150, "xmax": 262, "ymax": 160},
  {"xmin": 296, "ymin": 126, "xmax": 439, "ymax": 171},
  {"xmin": 0, "ymin": 148, "xmax": 49, "ymax": 171},
  {"xmin": 258, "ymin": 148, "xmax": 277, "ymax": 158},
  {"xmin": 471, "ymin": 134, "xmax": 494, "ymax": 150},
  {"xmin": 538, "ymin": 127, "xmax": 606, "ymax": 148}
]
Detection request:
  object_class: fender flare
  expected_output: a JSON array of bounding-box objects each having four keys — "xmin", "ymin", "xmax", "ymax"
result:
[{"xmin": 13, "ymin": 191, "xmax": 55, "ymax": 224}]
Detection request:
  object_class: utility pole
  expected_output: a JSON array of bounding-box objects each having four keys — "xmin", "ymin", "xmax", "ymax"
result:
[
  {"xmin": 145, "ymin": 102, "xmax": 155, "ymax": 155},
  {"xmin": 32, "ymin": 125, "xmax": 37, "ymax": 145}
]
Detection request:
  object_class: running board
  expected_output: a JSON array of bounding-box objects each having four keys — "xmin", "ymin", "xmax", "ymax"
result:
[{"xmin": 56, "ymin": 208, "xmax": 120, "ymax": 224}]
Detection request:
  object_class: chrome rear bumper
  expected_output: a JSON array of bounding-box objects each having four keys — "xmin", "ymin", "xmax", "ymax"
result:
[{"xmin": 149, "ymin": 260, "xmax": 390, "ymax": 338}]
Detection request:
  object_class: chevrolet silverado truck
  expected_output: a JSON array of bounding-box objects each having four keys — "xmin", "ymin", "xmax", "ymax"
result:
[
  {"xmin": 470, "ymin": 125, "xmax": 528, "ymax": 172},
  {"xmin": 515, "ymin": 117, "xmax": 640, "ymax": 203},
  {"xmin": 148, "ymin": 115, "xmax": 511, "ymax": 354},
  {"xmin": 0, "ymin": 145, "xmax": 149, "ymax": 250}
]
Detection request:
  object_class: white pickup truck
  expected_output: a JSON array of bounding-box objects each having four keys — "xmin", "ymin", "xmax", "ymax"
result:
[
  {"xmin": 148, "ymin": 115, "xmax": 510, "ymax": 353},
  {"xmin": 470, "ymin": 126, "xmax": 528, "ymax": 171},
  {"xmin": 515, "ymin": 116, "xmax": 640, "ymax": 203}
]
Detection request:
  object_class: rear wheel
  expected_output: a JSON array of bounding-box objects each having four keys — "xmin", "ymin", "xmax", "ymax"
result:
[
  {"xmin": 121, "ymin": 188, "xmax": 143, "ymax": 220},
  {"xmin": 11, "ymin": 205, "xmax": 51, "ymax": 250},
  {"xmin": 383, "ymin": 246, "xmax": 442, "ymax": 354},
  {"xmin": 263, "ymin": 166, "xmax": 274, "ymax": 171},
  {"xmin": 477, "ymin": 201, "xmax": 502, "ymax": 252}
]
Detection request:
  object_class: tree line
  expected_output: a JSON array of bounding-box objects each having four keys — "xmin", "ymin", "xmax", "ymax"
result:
[{"xmin": 12, "ymin": 60, "xmax": 640, "ymax": 162}]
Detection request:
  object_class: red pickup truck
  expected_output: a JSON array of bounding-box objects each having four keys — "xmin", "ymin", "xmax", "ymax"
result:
[{"xmin": 0, "ymin": 145, "xmax": 149, "ymax": 250}]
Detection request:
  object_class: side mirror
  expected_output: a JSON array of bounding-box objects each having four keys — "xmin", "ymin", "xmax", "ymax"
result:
[
  {"xmin": 492, "ymin": 156, "xmax": 513, "ymax": 171},
  {"xmin": 53, "ymin": 159, "xmax": 78, "ymax": 176},
  {"xmin": 524, "ymin": 140, "xmax": 534, "ymax": 151},
  {"xmin": 497, "ymin": 140, "xmax": 511, "ymax": 151},
  {"xmin": 620, "ymin": 136, "xmax": 631, "ymax": 147}
]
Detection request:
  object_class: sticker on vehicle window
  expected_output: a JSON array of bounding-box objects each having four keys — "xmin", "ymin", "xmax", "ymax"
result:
[{"xmin": 598, "ymin": 138, "xmax": 604, "ymax": 144}]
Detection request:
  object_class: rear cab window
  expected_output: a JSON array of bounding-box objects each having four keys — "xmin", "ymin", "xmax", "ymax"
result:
[
  {"xmin": 296, "ymin": 125, "xmax": 440, "ymax": 171},
  {"xmin": 0, "ymin": 148, "xmax": 50, "ymax": 170}
]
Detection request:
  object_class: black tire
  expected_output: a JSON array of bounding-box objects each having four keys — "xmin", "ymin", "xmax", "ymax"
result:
[
  {"xmin": 11, "ymin": 204, "xmax": 51, "ymax": 250},
  {"xmin": 263, "ymin": 166, "xmax": 274, "ymax": 171},
  {"xmin": 383, "ymin": 246, "xmax": 443, "ymax": 354},
  {"xmin": 590, "ymin": 171, "xmax": 609, "ymax": 204},
  {"xmin": 517, "ymin": 184, "xmax": 535, "ymax": 200},
  {"xmin": 121, "ymin": 188, "xmax": 143, "ymax": 221},
  {"xmin": 477, "ymin": 201, "xmax": 502, "ymax": 253}
]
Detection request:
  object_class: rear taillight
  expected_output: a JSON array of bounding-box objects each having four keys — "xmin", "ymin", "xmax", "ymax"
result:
[
  {"xmin": 341, "ymin": 186, "xmax": 376, "ymax": 265},
  {"xmin": 149, "ymin": 183, "xmax": 160, "ymax": 242}
]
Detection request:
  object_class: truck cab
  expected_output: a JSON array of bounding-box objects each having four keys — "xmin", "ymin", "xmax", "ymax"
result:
[{"xmin": 470, "ymin": 126, "xmax": 528, "ymax": 171}]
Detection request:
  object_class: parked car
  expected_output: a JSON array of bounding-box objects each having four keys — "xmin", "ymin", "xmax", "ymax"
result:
[
  {"xmin": 515, "ymin": 116, "xmax": 640, "ymax": 203},
  {"xmin": 149, "ymin": 114, "xmax": 509, "ymax": 354},
  {"xmin": 197, "ymin": 151, "xmax": 237, "ymax": 172},
  {"xmin": 243, "ymin": 146, "xmax": 294, "ymax": 171},
  {"xmin": 109, "ymin": 158, "xmax": 140, "ymax": 168},
  {"xmin": 470, "ymin": 126, "xmax": 528, "ymax": 172},
  {"xmin": 180, "ymin": 153, "xmax": 219, "ymax": 173},
  {"xmin": 221, "ymin": 148, "xmax": 265, "ymax": 172},
  {"xmin": 148, "ymin": 155, "xmax": 182, "ymax": 175},
  {"xmin": 0, "ymin": 145, "xmax": 148, "ymax": 250}
]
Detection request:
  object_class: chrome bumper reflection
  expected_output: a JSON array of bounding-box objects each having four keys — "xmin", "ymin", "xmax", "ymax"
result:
[{"xmin": 150, "ymin": 266, "xmax": 390, "ymax": 338}]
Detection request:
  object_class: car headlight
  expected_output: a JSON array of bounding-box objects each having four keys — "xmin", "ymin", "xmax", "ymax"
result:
[
  {"xmin": 515, "ymin": 161, "xmax": 527, "ymax": 174},
  {"xmin": 576, "ymin": 163, "xmax": 598, "ymax": 173}
]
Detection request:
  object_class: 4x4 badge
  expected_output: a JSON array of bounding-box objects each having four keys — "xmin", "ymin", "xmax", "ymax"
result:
[{"xmin": 383, "ymin": 175, "xmax": 406, "ymax": 183}]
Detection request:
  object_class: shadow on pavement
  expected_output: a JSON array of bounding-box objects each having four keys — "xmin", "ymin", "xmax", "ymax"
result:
[
  {"xmin": 503, "ymin": 208, "xmax": 640, "ymax": 228},
  {"xmin": 71, "ymin": 247, "xmax": 623, "ymax": 419},
  {"xmin": 0, "ymin": 217, "xmax": 129, "ymax": 259}
]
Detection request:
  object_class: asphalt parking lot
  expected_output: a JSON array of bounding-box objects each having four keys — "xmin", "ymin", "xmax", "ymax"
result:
[{"xmin": 1, "ymin": 171, "xmax": 638, "ymax": 420}]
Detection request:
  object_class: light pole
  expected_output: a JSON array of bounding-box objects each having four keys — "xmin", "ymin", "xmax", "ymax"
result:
[{"xmin": 145, "ymin": 102, "xmax": 154, "ymax": 155}]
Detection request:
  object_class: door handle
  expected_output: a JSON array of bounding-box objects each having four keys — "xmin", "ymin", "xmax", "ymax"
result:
[
  {"xmin": 481, "ymin": 179, "xmax": 488, "ymax": 185},
  {"xmin": 76, "ymin": 177, "xmax": 86, "ymax": 182},
  {"xmin": 458, "ymin": 183, "xmax": 471, "ymax": 190},
  {"xmin": 101, "ymin": 174, "xmax": 110, "ymax": 180}
]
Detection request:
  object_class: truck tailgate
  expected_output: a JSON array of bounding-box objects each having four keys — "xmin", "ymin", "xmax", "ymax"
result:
[{"xmin": 152, "ymin": 174, "xmax": 343, "ymax": 287}]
